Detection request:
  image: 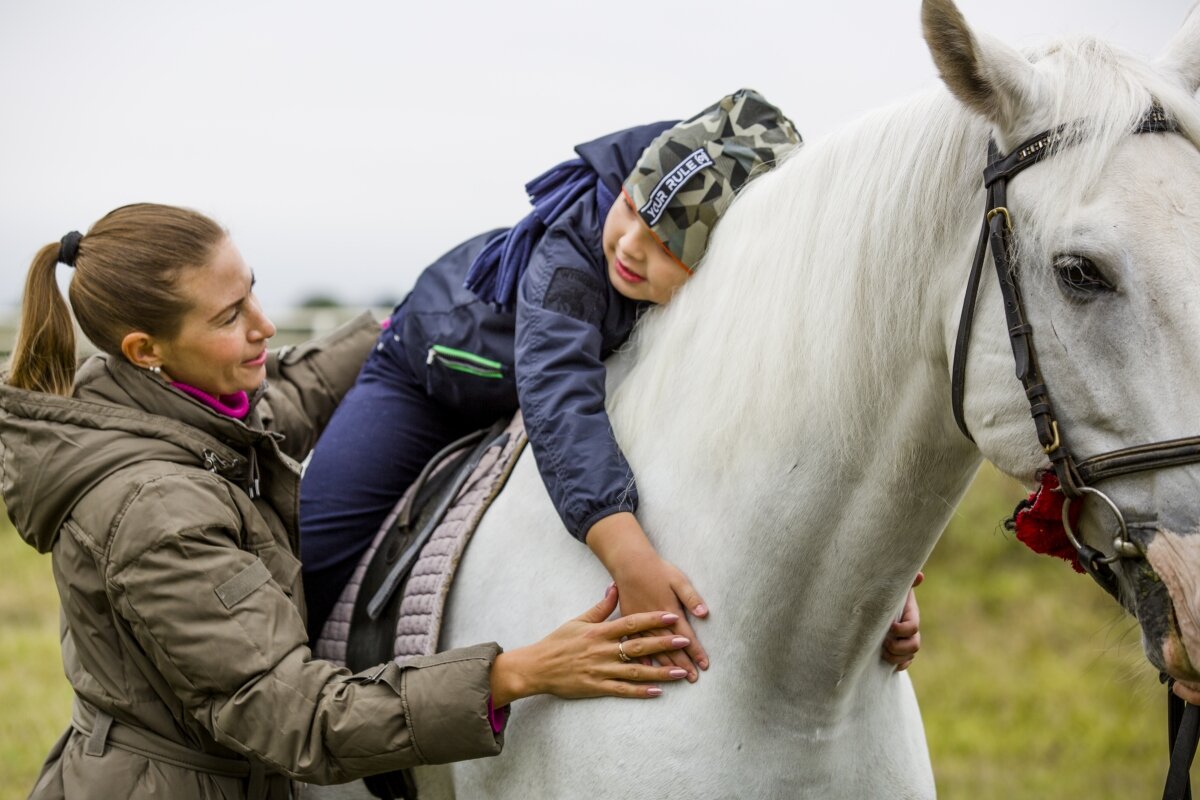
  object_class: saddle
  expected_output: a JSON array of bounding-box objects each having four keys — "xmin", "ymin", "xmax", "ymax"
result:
[{"xmin": 314, "ymin": 413, "xmax": 527, "ymax": 800}]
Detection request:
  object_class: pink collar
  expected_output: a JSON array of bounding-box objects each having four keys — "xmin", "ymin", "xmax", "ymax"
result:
[{"xmin": 171, "ymin": 382, "xmax": 251, "ymax": 419}]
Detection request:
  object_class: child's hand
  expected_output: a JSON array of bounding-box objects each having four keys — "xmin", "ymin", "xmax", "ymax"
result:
[
  {"xmin": 586, "ymin": 512, "xmax": 709, "ymax": 682},
  {"xmin": 611, "ymin": 555, "xmax": 709, "ymax": 681},
  {"xmin": 882, "ymin": 572, "xmax": 924, "ymax": 671}
]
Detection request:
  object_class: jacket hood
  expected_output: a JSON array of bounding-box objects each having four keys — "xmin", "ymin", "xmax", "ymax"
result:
[
  {"xmin": 0, "ymin": 355, "xmax": 259, "ymax": 553},
  {"xmin": 575, "ymin": 120, "xmax": 677, "ymax": 202}
]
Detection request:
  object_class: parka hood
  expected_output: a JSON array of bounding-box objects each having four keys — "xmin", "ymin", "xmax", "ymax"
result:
[
  {"xmin": 0, "ymin": 354, "xmax": 260, "ymax": 553},
  {"xmin": 574, "ymin": 120, "xmax": 677, "ymax": 203}
]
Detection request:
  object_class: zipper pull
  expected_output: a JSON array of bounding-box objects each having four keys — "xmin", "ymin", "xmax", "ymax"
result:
[{"xmin": 427, "ymin": 347, "xmax": 436, "ymax": 365}]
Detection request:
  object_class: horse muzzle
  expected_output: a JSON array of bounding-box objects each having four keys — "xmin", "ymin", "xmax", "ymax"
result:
[{"xmin": 1135, "ymin": 527, "xmax": 1200, "ymax": 684}]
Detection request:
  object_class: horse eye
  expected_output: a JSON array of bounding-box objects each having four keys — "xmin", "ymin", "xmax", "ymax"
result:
[{"xmin": 1053, "ymin": 255, "xmax": 1114, "ymax": 298}]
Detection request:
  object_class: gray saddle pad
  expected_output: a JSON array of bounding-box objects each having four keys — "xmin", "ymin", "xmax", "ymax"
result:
[{"xmin": 315, "ymin": 413, "xmax": 527, "ymax": 667}]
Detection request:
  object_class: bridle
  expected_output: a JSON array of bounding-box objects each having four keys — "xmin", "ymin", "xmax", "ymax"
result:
[
  {"xmin": 951, "ymin": 106, "xmax": 1195, "ymax": 593},
  {"xmin": 950, "ymin": 106, "xmax": 1200, "ymax": 799}
]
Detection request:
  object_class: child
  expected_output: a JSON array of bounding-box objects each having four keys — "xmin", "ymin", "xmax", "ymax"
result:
[{"xmin": 299, "ymin": 90, "xmax": 922, "ymax": 677}]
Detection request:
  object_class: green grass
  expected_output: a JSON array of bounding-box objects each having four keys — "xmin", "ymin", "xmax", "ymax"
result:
[
  {"xmin": 914, "ymin": 466, "xmax": 1175, "ymax": 798},
  {"xmin": 0, "ymin": 471, "xmax": 1192, "ymax": 798},
  {"xmin": 0, "ymin": 514, "xmax": 71, "ymax": 800}
]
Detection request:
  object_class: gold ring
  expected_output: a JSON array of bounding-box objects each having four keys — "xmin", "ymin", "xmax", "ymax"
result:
[{"xmin": 617, "ymin": 640, "xmax": 632, "ymax": 663}]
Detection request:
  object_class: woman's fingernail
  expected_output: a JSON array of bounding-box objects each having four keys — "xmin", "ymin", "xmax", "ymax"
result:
[
  {"xmin": 669, "ymin": 668, "xmax": 688, "ymax": 679},
  {"xmin": 671, "ymin": 637, "xmax": 690, "ymax": 647},
  {"xmin": 661, "ymin": 613, "xmax": 679, "ymax": 624},
  {"xmin": 698, "ymin": 658, "xmax": 709, "ymax": 670},
  {"xmin": 646, "ymin": 687, "xmax": 663, "ymax": 697},
  {"xmin": 605, "ymin": 583, "xmax": 616, "ymax": 596},
  {"xmin": 694, "ymin": 604, "xmax": 708, "ymax": 616}
]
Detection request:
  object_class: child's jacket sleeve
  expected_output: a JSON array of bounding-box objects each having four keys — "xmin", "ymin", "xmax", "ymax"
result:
[{"xmin": 514, "ymin": 195, "xmax": 640, "ymax": 542}]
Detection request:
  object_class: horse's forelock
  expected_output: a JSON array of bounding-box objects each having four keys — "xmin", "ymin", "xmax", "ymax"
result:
[
  {"xmin": 1019, "ymin": 35, "xmax": 1200, "ymax": 190},
  {"xmin": 1006, "ymin": 37, "xmax": 1200, "ymax": 292}
]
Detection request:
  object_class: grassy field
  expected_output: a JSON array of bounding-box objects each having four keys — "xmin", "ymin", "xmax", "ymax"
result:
[
  {"xmin": 0, "ymin": 510, "xmax": 71, "ymax": 799},
  {"xmin": 0, "ymin": 466, "xmax": 1190, "ymax": 798},
  {"xmin": 913, "ymin": 466, "xmax": 1172, "ymax": 797}
]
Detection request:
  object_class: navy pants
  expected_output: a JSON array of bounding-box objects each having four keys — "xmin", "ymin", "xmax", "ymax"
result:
[{"xmin": 299, "ymin": 321, "xmax": 510, "ymax": 642}]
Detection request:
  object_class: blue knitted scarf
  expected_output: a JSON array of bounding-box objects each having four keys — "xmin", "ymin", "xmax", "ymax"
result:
[{"xmin": 464, "ymin": 158, "xmax": 615, "ymax": 311}]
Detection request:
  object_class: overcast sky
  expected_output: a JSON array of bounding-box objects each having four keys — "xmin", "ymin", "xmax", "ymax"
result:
[{"xmin": 0, "ymin": 0, "xmax": 1191, "ymax": 312}]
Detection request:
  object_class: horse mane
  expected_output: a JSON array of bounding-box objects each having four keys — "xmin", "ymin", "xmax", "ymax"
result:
[
  {"xmin": 610, "ymin": 86, "xmax": 983, "ymax": 473},
  {"xmin": 609, "ymin": 35, "xmax": 1200, "ymax": 479}
]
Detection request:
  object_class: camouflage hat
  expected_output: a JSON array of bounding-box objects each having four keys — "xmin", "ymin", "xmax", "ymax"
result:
[{"xmin": 622, "ymin": 88, "xmax": 801, "ymax": 272}]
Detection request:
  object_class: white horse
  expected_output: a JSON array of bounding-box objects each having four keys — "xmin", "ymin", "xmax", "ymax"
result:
[{"xmin": 407, "ymin": 2, "xmax": 1200, "ymax": 797}]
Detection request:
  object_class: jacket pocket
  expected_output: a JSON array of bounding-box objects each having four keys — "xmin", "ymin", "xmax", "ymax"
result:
[
  {"xmin": 425, "ymin": 345, "xmax": 505, "ymax": 379},
  {"xmin": 423, "ymin": 344, "xmax": 517, "ymax": 415}
]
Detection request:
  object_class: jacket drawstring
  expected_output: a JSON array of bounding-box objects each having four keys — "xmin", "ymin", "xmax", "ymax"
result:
[{"xmin": 248, "ymin": 447, "xmax": 261, "ymax": 499}]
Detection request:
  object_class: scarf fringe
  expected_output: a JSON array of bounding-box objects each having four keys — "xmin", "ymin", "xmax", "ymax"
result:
[{"xmin": 464, "ymin": 158, "xmax": 608, "ymax": 311}]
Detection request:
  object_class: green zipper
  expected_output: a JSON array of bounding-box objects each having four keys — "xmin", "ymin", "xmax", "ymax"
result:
[{"xmin": 427, "ymin": 345, "xmax": 504, "ymax": 379}]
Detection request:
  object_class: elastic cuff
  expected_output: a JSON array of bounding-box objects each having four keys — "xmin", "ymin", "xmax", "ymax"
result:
[
  {"xmin": 486, "ymin": 696, "xmax": 510, "ymax": 734},
  {"xmin": 575, "ymin": 501, "xmax": 639, "ymax": 544}
]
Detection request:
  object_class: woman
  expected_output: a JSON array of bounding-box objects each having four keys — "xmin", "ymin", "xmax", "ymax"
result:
[{"xmin": 0, "ymin": 203, "xmax": 692, "ymax": 799}]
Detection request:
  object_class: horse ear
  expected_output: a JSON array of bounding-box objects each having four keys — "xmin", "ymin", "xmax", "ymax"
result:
[
  {"xmin": 1159, "ymin": 2, "xmax": 1200, "ymax": 94},
  {"xmin": 922, "ymin": 0, "xmax": 1037, "ymax": 130}
]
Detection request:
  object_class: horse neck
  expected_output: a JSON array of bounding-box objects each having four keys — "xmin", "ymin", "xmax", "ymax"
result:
[{"xmin": 607, "ymin": 90, "xmax": 990, "ymax": 672}]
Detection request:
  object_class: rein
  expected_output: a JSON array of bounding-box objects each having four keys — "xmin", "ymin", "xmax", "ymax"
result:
[{"xmin": 950, "ymin": 107, "xmax": 1200, "ymax": 799}]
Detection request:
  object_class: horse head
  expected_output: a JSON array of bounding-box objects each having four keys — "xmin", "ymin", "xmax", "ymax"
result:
[{"xmin": 925, "ymin": 0, "xmax": 1200, "ymax": 694}]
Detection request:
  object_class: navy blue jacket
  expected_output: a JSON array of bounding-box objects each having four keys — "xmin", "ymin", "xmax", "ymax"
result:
[{"xmin": 391, "ymin": 121, "xmax": 674, "ymax": 541}]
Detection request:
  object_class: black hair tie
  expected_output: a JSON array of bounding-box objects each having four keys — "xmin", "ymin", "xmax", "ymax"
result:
[{"xmin": 58, "ymin": 231, "xmax": 82, "ymax": 267}]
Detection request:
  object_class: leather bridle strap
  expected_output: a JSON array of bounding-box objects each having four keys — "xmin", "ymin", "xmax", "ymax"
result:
[
  {"xmin": 952, "ymin": 132, "xmax": 1081, "ymax": 492},
  {"xmin": 951, "ymin": 109, "xmax": 1183, "ymax": 499},
  {"xmin": 950, "ymin": 124, "xmax": 1074, "ymax": 444},
  {"xmin": 1077, "ymin": 437, "xmax": 1200, "ymax": 486},
  {"xmin": 1166, "ymin": 685, "xmax": 1199, "ymax": 800},
  {"xmin": 949, "ymin": 215, "xmax": 990, "ymax": 440}
]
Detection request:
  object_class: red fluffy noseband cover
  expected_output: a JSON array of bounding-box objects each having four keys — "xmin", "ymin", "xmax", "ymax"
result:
[{"xmin": 1011, "ymin": 472, "xmax": 1084, "ymax": 574}]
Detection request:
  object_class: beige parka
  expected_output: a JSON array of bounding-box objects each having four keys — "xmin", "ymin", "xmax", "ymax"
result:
[{"xmin": 0, "ymin": 314, "xmax": 505, "ymax": 799}]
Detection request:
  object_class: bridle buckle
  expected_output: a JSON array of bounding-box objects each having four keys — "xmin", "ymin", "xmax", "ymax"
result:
[
  {"xmin": 986, "ymin": 206, "xmax": 1013, "ymax": 231},
  {"xmin": 1041, "ymin": 420, "xmax": 1061, "ymax": 455}
]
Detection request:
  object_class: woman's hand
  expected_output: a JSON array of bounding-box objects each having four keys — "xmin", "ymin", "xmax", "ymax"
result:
[
  {"xmin": 882, "ymin": 572, "xmax": 924, "ymax": 671},
  {"xmin": 586, "ymin": 513, "xmax": 709, "ymax": 682},
  {"xmin": 489, "ymin": 584, "xmax": 691, "ymax": 707}
]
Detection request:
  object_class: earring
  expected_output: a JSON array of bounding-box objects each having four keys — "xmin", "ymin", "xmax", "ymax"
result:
[{"xmin": 149, "ymin": 365, "xmax": 162, "ymax": 375}]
